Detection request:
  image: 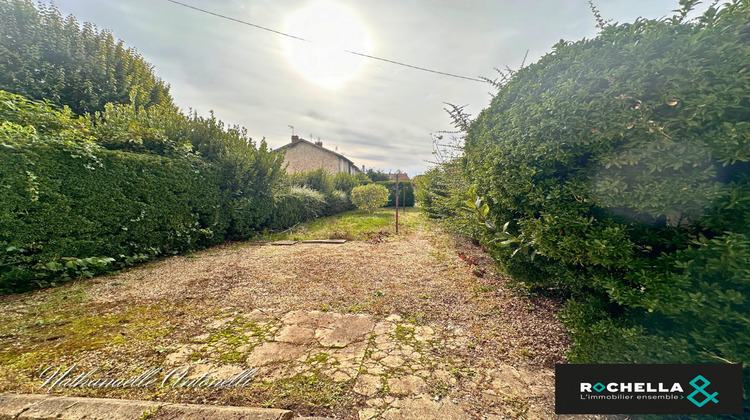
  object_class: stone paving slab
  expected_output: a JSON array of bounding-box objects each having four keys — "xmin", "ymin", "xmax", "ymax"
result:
[
  {"xmin": 2, "ymin": 309, "xmax": 554, "ymax": 419},
  {"xmin": 269, "ymin": 240, "xmax": 298, "ymax": 246},
  {"xmin": 0, "ymin": 394, "xmax": 47, "ymax": 419},
  {"xmin": 0, "ymin": 394, "xmax": 293, "ymax": 420},
  {"xmin": 158, "ymin": 309, "xmax": 555, "ymax": 419}
]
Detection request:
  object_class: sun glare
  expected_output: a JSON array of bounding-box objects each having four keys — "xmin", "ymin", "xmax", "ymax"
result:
[{"xmin": 283, "ymin": 0, "xmax": 371, "ymax": 89}]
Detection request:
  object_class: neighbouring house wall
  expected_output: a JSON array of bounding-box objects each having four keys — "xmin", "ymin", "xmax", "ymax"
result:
[{"xmin": 282, "ymin": 142, "xmax": 359, "ymax": 174}]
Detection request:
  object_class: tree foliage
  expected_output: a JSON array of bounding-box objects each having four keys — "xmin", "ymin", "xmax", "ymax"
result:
[
  {"xmin": 0, "ymin": 0, "xmax": 173, "ymax": 114},
  {"xmin": 350, "ymin": 184, "xmax": 390, "ymax": 213},
  {"xmin": 365, "ymin": 168, "xmax": 390, "ymax": 182}
]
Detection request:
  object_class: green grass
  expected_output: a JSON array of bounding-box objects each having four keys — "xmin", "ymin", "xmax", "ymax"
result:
[{"xmin": 260, "ymin": 207, "xmax": 425, "ymax": 242}]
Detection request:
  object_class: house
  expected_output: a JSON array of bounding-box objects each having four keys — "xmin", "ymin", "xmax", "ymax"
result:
[{"xmin": 276, "ymin": 135, "xmax": 362, "ymax": 175}]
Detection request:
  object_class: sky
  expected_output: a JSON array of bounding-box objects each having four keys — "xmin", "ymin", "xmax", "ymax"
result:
[{"xmin": 49, "ymin": 0, "xmax": 711, "ymax": 176}]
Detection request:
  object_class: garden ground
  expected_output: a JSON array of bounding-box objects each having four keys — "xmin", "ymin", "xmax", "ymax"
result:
[{"xmin": 0, "ymin": 208, "xmax": 571, "ymax": 419}]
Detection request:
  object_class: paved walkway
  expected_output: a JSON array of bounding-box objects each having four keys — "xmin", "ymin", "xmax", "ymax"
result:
[
  {"xmin": 161, "ymin": 309, "xmax": 555, "ymax": 419},
  {"xmin": 0, "ymin": 393, "xmax": 293, "ymax": 419}
]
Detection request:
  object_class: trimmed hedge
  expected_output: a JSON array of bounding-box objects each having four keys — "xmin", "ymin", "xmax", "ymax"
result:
[
  {"xmin": 430, "ymin": 2, "xmax": 750, "ymax": 413},
  {"xmin": 0, "ymin": 131, "xmax": 230, "ymax": 293},
  {"xmin": 375, "ymin": 181, "xmax": 415, "ymax": 207}
]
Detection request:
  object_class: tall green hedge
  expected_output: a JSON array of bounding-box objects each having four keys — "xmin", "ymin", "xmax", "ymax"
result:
[
  {"xmin": 0, "ymin": 90, "xmax": 296, "ymax": 294},
  {"xmin": 0, "ymin": 123, "xmax": 229, "ymax": 293},
  {"xmin": 436, "ymin": 1, "xmax": 749, "ymax": 413},
  {"xmin": 375, "ymin": 181, "xmax": 415, "ymax": 207}
]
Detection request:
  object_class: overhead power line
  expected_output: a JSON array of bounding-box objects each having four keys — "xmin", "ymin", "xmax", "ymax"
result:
[{"xmin": 164, "ymin": 0, "xmax": 484, "ymax": 83}]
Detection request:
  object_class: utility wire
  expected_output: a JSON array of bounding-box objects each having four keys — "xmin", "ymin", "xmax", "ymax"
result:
[
  {"xmin": 343, "ymin": 49, "xmax": 483, "ymax": 82},
  {"xmin": 164, "ymin": 0, "xmax": 484, "ymax": 83},
  {"xmin": 165, "ymin": 0, "xmax": 310, "ymax": 42}
]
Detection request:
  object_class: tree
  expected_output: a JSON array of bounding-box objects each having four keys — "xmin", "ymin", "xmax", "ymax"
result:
[
  {"xmin": 366, "ymin": 168, "xmax": 390, "ymax": 182},
  {"xmin": 350, "ymin": 184, "xmax": 389, "ymax": 213}
]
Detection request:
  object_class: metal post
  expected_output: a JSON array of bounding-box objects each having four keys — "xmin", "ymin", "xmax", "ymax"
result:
[{"xmin": 395, "ymin": 172, "xmax": 399, "ymax": 234}]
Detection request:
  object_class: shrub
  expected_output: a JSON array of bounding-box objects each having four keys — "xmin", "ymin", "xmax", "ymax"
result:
[
  {"xmin": 289, "ymin": 168, "xmax": 335, "ymax": 197},
  {"xmin": 285, "ymin": 169, "xmax": 359, "ymax": 217},
  {"xmin": 324, "ymin": 189, "xmax": 351, "ymax": 216},
  {"xmin": 375, "ymin": 181, "xmax": 415, "ymax": 207},
  {"xmin": 452, "ymin": 1, "xmax": 749, "ymax": 410},
  {"xmin": 265, "ymin": 186, "xmax": 327, "ymax": 230},
  {"xmin": 286, "ymin": 186, "xmax": 327, "ymax": 220},
  {"xmin": 350, "ymin": 184, "xmax": 390, "ymax": 213}
]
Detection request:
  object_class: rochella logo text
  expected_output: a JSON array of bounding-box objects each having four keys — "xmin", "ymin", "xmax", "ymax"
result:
[{"xmin": 581, "ymin": 382, "xmax": 684, "ymax": 393}]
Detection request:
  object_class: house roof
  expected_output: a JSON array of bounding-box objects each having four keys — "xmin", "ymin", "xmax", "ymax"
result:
[
  {"xmin": 275, "ymin": 138, "xmax": 360, "ymax": 169},
  {"xmin": 389, "ymin": 173, "xmax": 410, "ymax": 181}
]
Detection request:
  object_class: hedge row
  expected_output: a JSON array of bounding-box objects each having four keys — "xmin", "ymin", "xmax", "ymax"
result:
[
  {"xmin": 421, "ymin": 1, "xmax": 749, "ymax": 414},
  {"xmin": 0, "ymin": 125, "xmax": 230, "ymax": 292},
  {"xmin": 0, "ymin": 92, "xmax": 352, "ymax": 293}
]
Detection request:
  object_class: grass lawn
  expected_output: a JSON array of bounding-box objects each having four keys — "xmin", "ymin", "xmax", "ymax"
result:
[{"xmin": 262, "ymin": 207, "xmax": 426, "ymax": 242}]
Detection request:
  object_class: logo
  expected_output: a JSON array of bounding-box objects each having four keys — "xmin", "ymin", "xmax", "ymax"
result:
[
  {"xmin": 687, "ymin": 375, "xmax": 719, "ymax": 407},
  {"xmin": 555, "ymin": 364, "xmax": 742, "ymax": 414}
]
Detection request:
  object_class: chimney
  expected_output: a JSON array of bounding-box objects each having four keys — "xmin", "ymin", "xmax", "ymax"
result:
[
  {"xmin": 291, "ymin": 135, "xmax": 299, "ymax": 142},
  {"xmin": 315, "ymin": 141, "xmax": 323, "ymax": 147}
]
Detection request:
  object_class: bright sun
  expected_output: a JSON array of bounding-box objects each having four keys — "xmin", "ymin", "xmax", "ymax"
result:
[{"xmin": 283, "ymin": 0, "xmax": 371, "ymax": 89}]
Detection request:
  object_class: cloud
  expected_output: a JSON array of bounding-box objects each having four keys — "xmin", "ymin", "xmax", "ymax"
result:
[{"xmin": 51, "ymin": 0, "xmax": 691, "ymax": 176}]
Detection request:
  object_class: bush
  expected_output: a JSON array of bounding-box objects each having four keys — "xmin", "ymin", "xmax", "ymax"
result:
[
  {"xmin": 376, "ymin": 181, "xmax": 415, "ymax": 207},
  {"xmin": 285, "ymin": 169, "xmax": 359, "ymax": 217},
  {"xmin": 350, "ymin": 184, "xmax": 390, "ymax": 213},
  {"xmin": 324, "ymin": 189, "xmax": 351, "ymax": 216},
  {"xmin": 453, "ymin": 1, "xmax": 749, "ymax": 411},
  {"xmin": 289, "ymin": 168, "xmax": 335, "ymax": 197},
  {"xmin": 264, "ymin": 186, "xmax": 327, "ymax": 230}
]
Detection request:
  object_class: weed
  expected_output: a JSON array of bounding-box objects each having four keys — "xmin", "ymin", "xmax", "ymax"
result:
[
  {"xmin": 432, "ymin": 380, "xmax": 450, "ymax": 399},
  {"xmin": 139, "ymin": 407, "xmax": 158, "ymax": 420}
]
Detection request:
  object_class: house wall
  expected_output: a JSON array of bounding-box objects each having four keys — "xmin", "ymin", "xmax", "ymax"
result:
[{"xmin": 282, "ymin": 142, "xmax": 358, "ymax": 174}]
